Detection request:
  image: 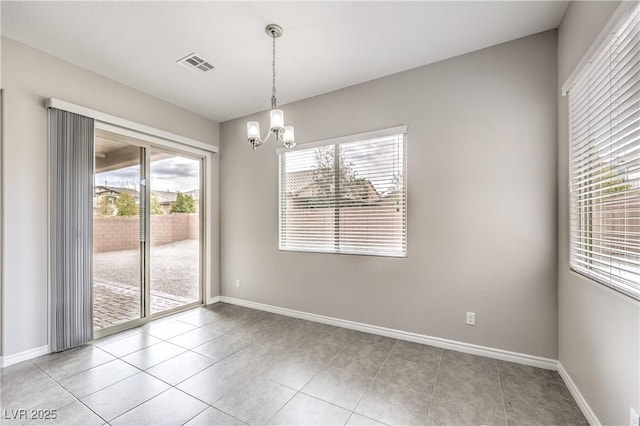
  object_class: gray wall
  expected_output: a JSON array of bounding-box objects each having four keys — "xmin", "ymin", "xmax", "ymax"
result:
[
  {"xmin": 220, "ymin": 31, "xmax": 559, "ymax": 358},
  {"xmin": 0, "ymin": 37, "xmax": 220, "ymax": 358},
  {"xmin": 557, "ymin": 2, "xmax": 640, "ymax": 425}
]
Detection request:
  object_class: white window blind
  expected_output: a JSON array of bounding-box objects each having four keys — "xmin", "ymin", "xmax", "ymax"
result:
[
  {"xmin": 279, "ymin": 129, "xmax": 406, "ymax": 257},
  {"xmin": 568, "ymin": 3, "xmax": 639, "ymax": 299}
]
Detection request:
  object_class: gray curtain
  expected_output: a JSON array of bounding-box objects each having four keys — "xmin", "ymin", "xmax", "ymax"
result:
[{"xmin": 49, "ymin": 108, "xmax": 95, "ymax": 352}]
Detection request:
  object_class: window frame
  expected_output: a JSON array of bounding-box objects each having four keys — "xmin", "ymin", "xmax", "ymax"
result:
[{"xmin": 277, "ymin": 126, "xmax": 408, "ymax": 258}]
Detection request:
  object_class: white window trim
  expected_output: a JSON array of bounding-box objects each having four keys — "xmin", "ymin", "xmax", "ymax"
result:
[
  {"xmin": 562, "ymin": 1, "xmax": 637, "ymax": 96},
  {"xmin": 276, "ymin": 126, "xmax": 408, "ymax": 154},
  {"xmin": 45, "ymin": 98, "xmax": 218, "ymax": 153}
]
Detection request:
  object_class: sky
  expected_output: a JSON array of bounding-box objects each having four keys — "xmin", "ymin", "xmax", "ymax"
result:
[
  {"xmin": 95, "ymin": 156, "xmax": 200, "ymax": 192},
  {"xmin": 284, "ymin": 136, "xmax": 404, "ymax": 194},
  {"xmin": 95, "ymin": 138, "xmax": 404, "ymax": 194}
]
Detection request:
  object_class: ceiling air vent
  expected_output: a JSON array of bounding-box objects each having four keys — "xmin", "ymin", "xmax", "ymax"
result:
[{"xmin": 177, "ymin": 53, "xmax": 215, "ymax": 73}]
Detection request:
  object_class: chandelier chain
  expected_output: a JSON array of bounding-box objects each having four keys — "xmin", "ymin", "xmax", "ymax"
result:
[{"xmin": 271, "ymin": 33, "xmax": 277, "ymax": 107}]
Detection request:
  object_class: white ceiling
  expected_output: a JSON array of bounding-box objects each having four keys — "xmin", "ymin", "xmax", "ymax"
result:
[{"xmin": 1, "ymin": 1, "xmax": 568, "ymax": 122}]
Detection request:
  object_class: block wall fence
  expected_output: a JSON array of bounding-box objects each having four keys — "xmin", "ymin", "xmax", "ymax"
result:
[{"xmin": 93, "ymin": 213, "xmax": 198, "ymax": 252}]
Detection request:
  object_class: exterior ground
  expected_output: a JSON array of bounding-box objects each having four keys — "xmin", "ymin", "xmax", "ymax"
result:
[{"xmin": 93, "ymin": 239, "xmax": 200, "ymax": 329}]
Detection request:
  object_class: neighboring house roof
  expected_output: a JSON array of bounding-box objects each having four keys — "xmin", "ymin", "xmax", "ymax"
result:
[
  {"xmin": 151, "ymin": 190, "xmax": 177, "ymax": 204},
  {"xmin": 151, "ymin": 189, "xmax": 200, "ymax": 204},
  {"xmin": 185, "ymin": 189, "xmax": 200, "ymax": 200},
  {"xmin": 285, "ymin": 170, "xmax": 316, "ymax": 195},
  {"xmin": 94, "ymin": 185, "xmax": 139, "ymax": 198},
  {"xmin": 285, "ymin": 170, "xmax": 380, "ymax": 204},
  {"xmin": 94, "ymin": 186, "xmax": 199, "ymax": 204}
]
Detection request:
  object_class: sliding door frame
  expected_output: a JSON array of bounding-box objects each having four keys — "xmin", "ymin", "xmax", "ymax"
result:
[
  {"xmin": 144, "ymin": 143, "xmax": 207, "ymax": 319},
  {"xmin": 92, "ymin": 122, "xmax": 213, "ymax": 338},
  {"xmin": 45, "ymin": 98, "xmax": 218, "ymax": 342}
]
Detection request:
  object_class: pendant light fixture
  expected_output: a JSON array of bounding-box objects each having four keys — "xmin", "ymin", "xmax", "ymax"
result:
[{"xmin": 247, "ymin": 24, "xmax": 295, "ymax": 150}]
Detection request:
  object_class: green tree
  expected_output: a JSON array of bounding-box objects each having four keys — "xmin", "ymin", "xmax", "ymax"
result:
[
  {"xmin": 151, "ymin": 194, "xmax": 163, "ymax": 215},
  {"xmin": 115, "ymin": 191, "xmax": 139, "ymax": 216},
  {"xmin": 312, "ymin": 146, "xmax": 354, "ymax": 195},
  {"xmin": 593, "ymin": 164, "xmax": 632, "ymax": 194},
  {"xmin": 96, "ymin": 195, "xmax": 115, "ymax": 216},
  {"xmin": 170, "ymin": 192, "xmax": 196, "ymax": 213},
  {"xmin": 385, "ymin": 172, "xmax": 405, "ymax": 211},
  {"xmin": 309, "ymin": 146, "xmax": 372, "ymax": 206}
]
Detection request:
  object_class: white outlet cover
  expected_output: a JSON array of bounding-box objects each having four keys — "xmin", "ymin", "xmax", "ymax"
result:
[{"xmin": 465, "ymin": 312, "xmax": 476, "ymax": 326}]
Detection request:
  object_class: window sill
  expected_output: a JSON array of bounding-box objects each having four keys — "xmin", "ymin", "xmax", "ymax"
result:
[{"xmin": 569, "ymin": 267, "xmax": 640, "ymax": 301}]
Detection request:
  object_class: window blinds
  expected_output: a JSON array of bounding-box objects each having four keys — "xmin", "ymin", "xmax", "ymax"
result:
[
  {"xmin": 569, "ymin": 3, "xmax": 639, "ymax": 299},
  {"xmin": 279, "ymin": 131, "xmax": 406, "ymax": 257}
]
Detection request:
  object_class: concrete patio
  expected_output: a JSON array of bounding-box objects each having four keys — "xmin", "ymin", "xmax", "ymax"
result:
[
  {"xmin": 93, "ymin": 281, "xmax": 192, "ymax": 329},
  {"xmin": 93, "ymin": 239, "xmax": 200, "ymax": 330}
]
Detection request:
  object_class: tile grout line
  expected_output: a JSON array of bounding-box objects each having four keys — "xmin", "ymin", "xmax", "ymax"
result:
[
  {"xmin": 201, "ymin": 404, "xmax": 248, "ymax": 425},
  {"xmin": 66, "ymin": 333, "xmax": 217, "ymax": 418},
  {"xmin": 496, "ymin": 361, "xmax": 510, "ymax": 426},
  {"xmin": 165, "ymin": 402, "xmax": 209, "ymax": 426},
  {"xmin": 15, "ymin": 308, "xmax": 226, "ymax": 424},
  {"xmin": 349, "ymin": 338, "xmax": 400, "ymax": 419},
  {"xmin": 13, "ymin": 304, "xmax": 578, "ymax": 425},
  {"xmin": 297, "ymin": 388, "xmax": 365, "ymax": 418},
  {"xmin": 29, "ymin": 358, "xmax": 111, "ymax": 425},
  {"xmin": 95, "ymin": 326, "xmax": 246, "ymax": 424},
  {"xmin": 261, "ymin": 386, "xmax": 299, "ymax": 425},
  {"xmin": 117, "ymin": 310, "xmax": 246, "ymax": 421},
  {"xmin": 262, "ymin": 339, "xmax": 350, "ymax": 425},
  {"xmin": 83, "ymin": 342, "xmax": 182, "ymax": 423},
  {"xmin": 344, "ymin": 412, "xmax": 355, "ymax": 425},
  {"xmin": 265, "ymin": 328, "xmax": 371, "ymax": 423},
  {"xmin": 40, "ymin": 309, "xmax": 329, "ymax": 424},
  {"xmin": 204, "ymin": 346, "xmax": 266, "ymax": 409},
  {"xmin": 424, "ymin": 348, "xmax": 444, "ymax": 426},
  {"xmin": 295, "ymin": 344, "xmax": 345, "ymax": 392},
  {"xmin": 63, "ymin": 365, "xmax": 144, "ymax": 400},
  {"xmin": 115, "ymin": 344, "xmax": 188, "ymax": 372},
  {"xmin": 106, "ymin": 387, "xmax": 179, "ymax": 424}
]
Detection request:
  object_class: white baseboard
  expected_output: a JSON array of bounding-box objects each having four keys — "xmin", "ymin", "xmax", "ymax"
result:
[
  {"xmin": 1, "ymin": 345, "xmax": 49, "ymax": 368},
  {"xmin": 207, "ymin": 295, "xmax": 221, "ymax": 305},
  {"xmin": 557, "ymin": 362, "xmax": 601, "ymax": 426},
  {"xmin": 218, "ymin": 296, "xmax": 557, "ymax": 370}
]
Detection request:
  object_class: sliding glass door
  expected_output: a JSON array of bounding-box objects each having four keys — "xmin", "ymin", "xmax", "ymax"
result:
[
  {"xmin": 93, "ymin": 135, "xmax": 143, "ymax": 329},
  {"xmin": 149, "ymin": 149, "xmax": 202, "ymax": 315},
  {"xmin": 92, "ymin": 130, "xmax": 204, "ymax": 332}
]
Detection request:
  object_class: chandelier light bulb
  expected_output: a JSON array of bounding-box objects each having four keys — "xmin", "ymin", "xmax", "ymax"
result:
[
  {"xmin": 270, "ymin": 109, "xmax": 284, "ymax": 131},
  {"xmin": 283, "ymin": 126, "xmax": 295, "ymax": 143},
  {"xmin": 247, "ymin": 121, "xmax": 260, "ymax": 139}
]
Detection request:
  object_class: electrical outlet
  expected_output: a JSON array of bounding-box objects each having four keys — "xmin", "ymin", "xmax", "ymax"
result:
[
  {"xmin": 465, "ymin": 312, "xmax": 476, "ymax": 326},
  {"xmin": 235, "ymin": 279, "xmax": 241, "ymax": 288},
  {"xmin": 631, "ymin": 407, "xmax": 639, "ymax": 426}
]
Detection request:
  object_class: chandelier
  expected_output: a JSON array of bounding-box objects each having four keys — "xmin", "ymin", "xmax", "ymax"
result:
[{"xmin": 247, "ymin": 24, "xmax": 295, "ymax": 150}]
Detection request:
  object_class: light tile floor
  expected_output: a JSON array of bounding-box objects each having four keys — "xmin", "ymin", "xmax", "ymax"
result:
[{"xmin": 0, "ymin": 303, "xmax": 587, "ymax": 425}]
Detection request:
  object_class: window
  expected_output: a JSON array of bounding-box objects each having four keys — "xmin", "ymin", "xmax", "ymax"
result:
[
  {"xmin": 568, "ymin": 4, "xmax": 639, "ymax": 299},
  {"xmin": 279, "ymin": 126, "xmax": 406, "ymax": 257}
]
